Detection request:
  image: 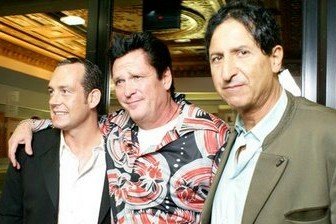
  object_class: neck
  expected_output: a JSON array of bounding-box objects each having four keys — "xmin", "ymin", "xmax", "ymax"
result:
[
  {"xmin": 63, "ymin": 114, "xmax": 102, "ymax": 159},
  {"xmin": 139, "ymin": 98, "xmax": 179, "ymax": 130},
  {"xmin": 240, "ymin": 83, "xmax": 282, "ymax": 131}
]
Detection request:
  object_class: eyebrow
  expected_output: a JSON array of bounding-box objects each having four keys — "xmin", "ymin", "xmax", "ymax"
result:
[
  {"xmin": 210, "ymin": 45, "xmax": 251, "ymax": 55},
  {"xmin": 209, "ymin": 51, "xmax": 223, "ymax": 57},
  {"xmin": 47, "ymin": 85, "xmax": 69, "ymax": 90}
]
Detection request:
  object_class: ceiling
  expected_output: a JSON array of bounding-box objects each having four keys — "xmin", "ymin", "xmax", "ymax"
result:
[{"xmin": 0, "ymin": 0, "xmax": 302, "ymax": 81}]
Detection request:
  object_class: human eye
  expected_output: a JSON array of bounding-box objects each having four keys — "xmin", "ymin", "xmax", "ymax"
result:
[
  {"xmin": 210, "ymin": 55, "xmax": 223, "ymax": 64},
  {"xmin": 48, "ymin": 88, "xmax": 54, "ymax": 95},
  {"xmin": 133, "ymin": 74, "xmax": 142, "ymax": 79},
  {"xmin": 114, "ymin": 78, "xmax": 124, "ymax": 86},
  {"xmin": 237, "ymin": 49, "xmax": 250, "ymax": 57},
  {"xmin": 132, "ymin": 75, "xmax": 143, "ymax": 82},
  {"xmin": 61, "ymin": 88, "xmax": 70, "ymax": 95}
]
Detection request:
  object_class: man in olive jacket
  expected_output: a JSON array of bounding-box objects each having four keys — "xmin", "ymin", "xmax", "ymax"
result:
[{"xmin": 202, "ymin": 2, "xmax": 336, "ymax": 223}]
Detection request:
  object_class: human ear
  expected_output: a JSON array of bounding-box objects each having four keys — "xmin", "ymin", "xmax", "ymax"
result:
[
  {"xmin": 88, "ymin": 89, "xmax": 101, "ymax": 109},
  {"xmin": 271, "ymin": 45, "xmax": 284, "ymax": 73},
  {"xmin": 162, "ymin": 67, "xmax": 173, "ymax": 90}
]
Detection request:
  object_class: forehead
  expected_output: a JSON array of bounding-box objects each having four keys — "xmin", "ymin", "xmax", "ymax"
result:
[
  {"xmin": 112, "ymin": 49, "xmax": 154, "ymax": 77},
  {"xmin": 210, "ymin": 19, "xmax": 256, "ymax": 49},
  {"xmin": 49, "ymin": 63, "xmax": 85, "ymax": 85}
]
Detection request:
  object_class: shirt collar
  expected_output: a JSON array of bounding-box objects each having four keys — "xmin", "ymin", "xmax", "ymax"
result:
[
  {"xmin": 112, "ymin": 93, "xmax": 221, "ymax": 134},
  {"xmin": 59, "ymin": 131, "xmax": 68, "ymax": 157},
  {"xmin": 235, "ymin": 88, "xmax": 288, "ymax": 143}
]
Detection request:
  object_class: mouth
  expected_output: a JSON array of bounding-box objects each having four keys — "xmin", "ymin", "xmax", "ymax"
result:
[
  {"xmin": 223, "ymin": 83, "xmax": 244, "ymax": 90},
  {"xmin": 52, "ymin": 111, "xmax": 68, "ymax": 115},
  {"xmin": 126, "ymin": 100, "xmax": 141, "ymax": 107}
]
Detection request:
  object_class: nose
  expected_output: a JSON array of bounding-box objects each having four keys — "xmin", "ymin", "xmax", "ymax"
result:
[
  {"xmin": 124, "ymin": 80, "xmax": 136, "ymax": 97},
  {"xmin": 221, "ymin": 56, "xmax": 238, "ymax": 81}
]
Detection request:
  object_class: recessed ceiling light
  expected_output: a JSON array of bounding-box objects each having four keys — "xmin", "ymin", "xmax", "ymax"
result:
[{"xmin": 60, "ymin": 16, "xmax": 85, "ymax": 25}]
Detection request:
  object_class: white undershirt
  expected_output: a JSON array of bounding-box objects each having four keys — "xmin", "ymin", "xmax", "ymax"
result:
[
  {"xmin": 137, "ymin": 117, "xmax": 179, "ymax": 154},
  {"xmin": 58, "ymin": 132, "xmax": 106, "ymax": 224}
]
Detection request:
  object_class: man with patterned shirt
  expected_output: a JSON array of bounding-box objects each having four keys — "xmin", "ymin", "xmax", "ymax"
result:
[{"xmin": 7, "ymin": 32, "xmax": 229, "ymax": 223}]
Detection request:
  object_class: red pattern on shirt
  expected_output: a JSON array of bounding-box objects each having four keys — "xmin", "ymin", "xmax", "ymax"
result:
[{"xmin": 100, "ymin": 97, "xmax": 229, "ymax": 223}]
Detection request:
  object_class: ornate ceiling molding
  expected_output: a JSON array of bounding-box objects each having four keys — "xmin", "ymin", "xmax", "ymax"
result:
[
  {"xmin": 0, "ymin": 39, "xmax": 57, "ymax": 73},
  {"xmin": 0, "ymin": 0, "xmax": 301, "ymax": 79},
  {"xmin": 0, "ymin": 13, "xmax": 86, "ymax": 59}
]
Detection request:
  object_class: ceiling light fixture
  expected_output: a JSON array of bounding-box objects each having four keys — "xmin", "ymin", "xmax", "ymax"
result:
[{"xmin": 60, "ymin": 16, "xmax": 85, "ymax": 25}]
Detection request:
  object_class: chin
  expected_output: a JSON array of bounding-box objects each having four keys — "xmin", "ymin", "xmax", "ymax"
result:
[
  {"xmin": 227, "ymin": 102, "xmax": 244, "ymax": 111},
  {"xmin": 129, "ymin": 115, "xmax": 140, "ymax": 123},
  {"xmin": 52, "ymin": 120, "xmax": 67, "ymax": 129},
  {"xmin": 227, "ymin": 95, "xmax": 248, "ymax": 106},
  {"xmin": 128, "ymin": 107, "xmax": 142, "ymax": 116},
  {"xmin": 129, "ymin": 113, "xmax": 145, "ymax": 124},
  {"xmin": 52, "ymin": 124, "xmax": 63, "ymax": 129}
]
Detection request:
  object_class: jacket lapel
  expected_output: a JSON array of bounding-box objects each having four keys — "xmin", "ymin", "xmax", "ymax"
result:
[
  {"xmin": 201, "ymin": 127, "xmax": 237, "ymax": 224},
  {"xmin": 39, "ymin": 129, "xmax": 60, "ymax": 211},
  {"xmin": 242, "ymin": 153, "xmax": 288, "ymax": 224},
  {"xmin": 98, "ymin": 175, "xmax": 110, "ymax": 223},
  {"xmin": 241, "ymin": 92, "xmax": 294, "ymax": 223}
]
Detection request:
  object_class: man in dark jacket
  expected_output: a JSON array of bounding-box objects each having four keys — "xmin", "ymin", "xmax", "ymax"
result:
[{"xmin": 0, "ymin": 58, "xmax": 110, "ymax": 224}]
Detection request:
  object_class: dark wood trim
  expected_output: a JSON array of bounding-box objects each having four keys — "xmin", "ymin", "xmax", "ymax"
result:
[
  {"xmin": 317, "ymin": 0, "xmax": 327, "ymax": 105},
  {"xmin": 86, "ymin": 0, "xmax": 113, "ymax": 115}
]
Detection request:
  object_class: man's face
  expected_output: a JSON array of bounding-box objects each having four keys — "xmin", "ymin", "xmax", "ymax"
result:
[
  {"xmin": 48, "ymin": 63, "xmax": 91, "ymax": 130},
  {"xmin": 112, "ymin": 49, "xmax": 172, "ymax": 128},
  {"xmin": 209, "ymin": 19, "xmax": 283, "ymax": 114}
]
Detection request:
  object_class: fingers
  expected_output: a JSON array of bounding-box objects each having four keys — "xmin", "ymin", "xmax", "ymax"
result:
[
  {"xmin": 8, "ymin": 139, "xmax": 19, "ymax": 169},
  {"xmin": 7, "ymin": 119, "xmax": 34, "ymax": 169},
  {"xmin": 24, "ymin": 136, "xmax": 33, "ymax": 155}
]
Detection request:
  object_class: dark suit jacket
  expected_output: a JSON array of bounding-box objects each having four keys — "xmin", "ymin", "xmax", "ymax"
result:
[
  {"xmin": 202, "ymin": 92, "xmax": 336, "ymax": 224},
  {"xmin": 0, "ymin": 128, "xmax": 110, "ymax": 224}
]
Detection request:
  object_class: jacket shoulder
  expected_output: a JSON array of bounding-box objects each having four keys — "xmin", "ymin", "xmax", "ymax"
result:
[
  {"xmin": 30, "ymin": 128, "xmax": 60, "ymax": 156},
  {"xmin": 295, "ymin": 97, "xmax": 336, "ymax": 121}
]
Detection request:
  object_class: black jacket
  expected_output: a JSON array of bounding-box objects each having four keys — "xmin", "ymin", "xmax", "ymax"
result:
[{"xmin": 0, "ymin": 128, "xmax": 110, "ymax": 224}]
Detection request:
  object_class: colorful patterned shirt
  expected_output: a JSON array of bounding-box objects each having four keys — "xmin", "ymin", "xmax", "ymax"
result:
[{"xmin": 99, "ymin": 95, "xmax": 229, "ymax": 223}]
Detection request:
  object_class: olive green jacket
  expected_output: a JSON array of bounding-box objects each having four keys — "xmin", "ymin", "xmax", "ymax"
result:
[{"xmin": 202, "ymin": 92, "xmax": 336, "ymax": 224}]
